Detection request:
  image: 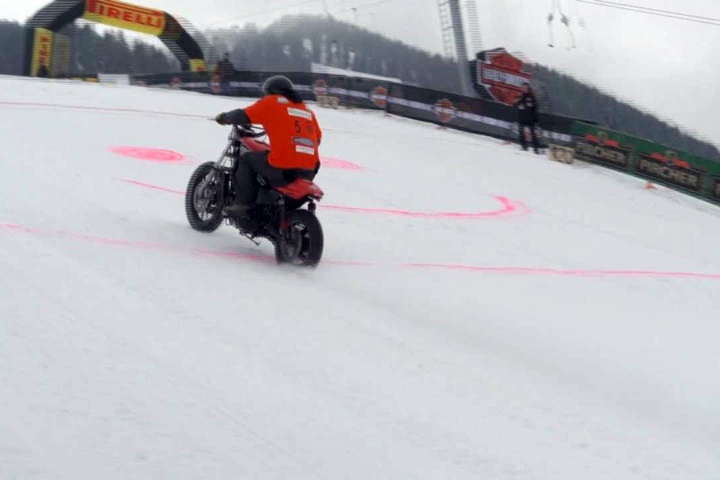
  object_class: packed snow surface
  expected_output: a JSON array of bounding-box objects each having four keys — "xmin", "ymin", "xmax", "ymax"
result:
[{"xmin": 1, "ymin": 76, "xmax": 719, "ymax": 479}]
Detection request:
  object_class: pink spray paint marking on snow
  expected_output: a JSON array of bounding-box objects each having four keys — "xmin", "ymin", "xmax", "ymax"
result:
[
  {"xmin": 3, "ymin": 221, "xmax": 720, "ymax": 281},
  {"xmin": 111, "ymin": 146, "xmax": 188, "ymax": 163},
  {"xmin": 0, "ymin": 101, "xmax": 208, "ymax": 120},
  {"xmin": 120, "ymin": 179, "xmax": 185, "ymax": 194},
  {"xmin": 0, "ymin": 221, "xmax": 271, "ymax": 264},
  {"xmin": 319, "ymin": 197, "xmax": 527, "ymax": 219},
  {"xmin": 401, "ymin": 263, "xmax": 720, "ymax": 281},
  {"xmin": 119, "ymin": 179, "xmax": 528, "ymax": 219},
  {"xmin": 320, "ymin": 157, "xmax": 364, "ymax": 170}
]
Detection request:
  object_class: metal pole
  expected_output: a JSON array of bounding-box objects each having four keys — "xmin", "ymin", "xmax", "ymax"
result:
[{"xmin": 447, "ymin": 0, "xmax": 474, "ymax": 96}]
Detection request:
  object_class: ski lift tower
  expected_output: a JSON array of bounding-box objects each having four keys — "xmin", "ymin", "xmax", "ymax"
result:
[
  {"xmin": 464, "ymin": 0, "xmax": 483, "ymax": 53},
  {"xmin": 437, "ymin": 0, "xmax": 475, "ymax": 96}
]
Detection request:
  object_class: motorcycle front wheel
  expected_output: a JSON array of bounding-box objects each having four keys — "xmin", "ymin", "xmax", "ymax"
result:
[{"xmin": 185, "ymin": 161, "xmax": 225, "ymax": 232}]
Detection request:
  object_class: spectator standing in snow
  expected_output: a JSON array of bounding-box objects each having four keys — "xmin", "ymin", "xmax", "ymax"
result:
[
  {"xmin": 514, "ymin": 82, "xmax": 541, "ymax": 154},
  {"xmin": 214, "ymin": 53, "xmax": 236, "ymax": 94}
]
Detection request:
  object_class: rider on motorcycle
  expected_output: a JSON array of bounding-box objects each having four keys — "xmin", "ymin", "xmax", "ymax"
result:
[{"xmin": 214, "ymin": 75, "xmax": 322, "ymax": 227}]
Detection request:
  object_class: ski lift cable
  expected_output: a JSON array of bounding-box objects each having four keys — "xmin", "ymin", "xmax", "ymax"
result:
[
  {"xmin": 565, "ymin": 19, "xmax": 577, "ymax": 49},
  {"xmin": 570, "ymin": 0, "xmax": 587, "ymax": 28},
  {"xmin": 547, "ymin": 0, "xmax": 577, "ymax": 49},
  {"xmin": 547, "ymin": 0, "xmax": 557, "ymax": 46},
  {"xmin": 333, "ymin": 0, "xmax": 393, "ymax": 15},
  {"xmin": 571, "ymin": 0, "xmax": 595, "ymax": 50},
  {"xmin": 562, "ymin": 0, "xmax": 578, "ymax": 50},
  {"xmin": 557, "ymin": 0, "xmax": 567, "ymax": 17},
  {"xmin": 576, "ymin": 0, "xmax": 720, "ymax": 26},
  {"xmin": 583, "ymin": 0, "xmax": 720, "ymax": 22}
]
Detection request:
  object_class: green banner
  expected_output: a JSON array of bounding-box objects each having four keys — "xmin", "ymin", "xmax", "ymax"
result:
[
  {"xmin": 708, "ymin": 176, "xmax": 720, "ymax": 203},
  {"xmin": 571, "ymin": 122, "xmax": 720, "ymax": 204},
  {"xmin": 571, "ymin": 123, "xmax": 635, "ymax": 173}
]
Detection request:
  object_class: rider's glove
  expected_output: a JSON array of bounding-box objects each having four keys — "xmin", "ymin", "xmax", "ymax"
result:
[{"xmin": 215, "ymin": 113, "xmax": 228, "ymax": 125}]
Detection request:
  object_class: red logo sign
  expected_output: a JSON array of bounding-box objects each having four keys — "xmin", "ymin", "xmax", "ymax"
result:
[
  {"xmin": 313, "ymin": 79, "xmax": 329, "ymax": 97},
  {"xmin": 649, "ymin": 150, "xmax": 691, "ymax": 169},
  {"xmin": 370, "ymin": 86, "xmax": 388, "ymax": 108},
  {"xmin": 477, "ymin": 49, "xmax": 532, "ymax": 106},
  {"xmin": 433, "ymin": 98, "xmax": 456, "ymax": 123}
]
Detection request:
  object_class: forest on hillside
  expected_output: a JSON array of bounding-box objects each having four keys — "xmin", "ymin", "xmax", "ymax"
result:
[{"xmin": 0, "ymin": 15, "xmax": 717, "ymax": 160}]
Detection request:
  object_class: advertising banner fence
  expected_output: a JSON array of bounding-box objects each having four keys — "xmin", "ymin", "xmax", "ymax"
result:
[
  {"xmin": 385, "ymin": 82, "xmax": 575, "ymax": 145},
  {"xmin": 131, "ymin": 70, "xmax": 583, "ymax": 147},
  {"xmin": 134, "ymin": 71, "xmax": 393, "ymax": 111},
  {"xmin": 711, "ymin": 177, "xmax": 720, "ymax": 202},
  {"xmin": 571, "ymin": 122, "xmax": 720, "ymax": 204}
]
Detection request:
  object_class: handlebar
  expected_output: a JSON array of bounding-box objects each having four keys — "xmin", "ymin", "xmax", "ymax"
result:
[
  {"xmin": 207, "ymin": 117, "xmax": 266, "ymax": 138},
  {"xmin": 234, "ymin": 124, "xmax": 266, "ymax": 138}
]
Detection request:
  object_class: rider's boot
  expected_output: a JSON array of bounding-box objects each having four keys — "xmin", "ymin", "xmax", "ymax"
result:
[
  {"xmin": 224, "ymin": 203, "xmax": 259, "ymax": 233},
  {"xmin": 223, "ymin": 203, "xmax": 251, "ymax": 217}
]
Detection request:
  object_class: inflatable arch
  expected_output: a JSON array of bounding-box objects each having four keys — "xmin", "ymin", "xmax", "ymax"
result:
[{"xmin": 24, "ymin": 0, "xmax": 208, "ymax": 77}]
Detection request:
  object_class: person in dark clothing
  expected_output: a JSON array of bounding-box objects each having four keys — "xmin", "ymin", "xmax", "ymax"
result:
[
  {"xmin": 214, "ymin": 75, "xmax": 322, "ymax": 230},
  {"xmin": 214, "ymin": 53, "xmax": 236, "ymax": 93},
  {"xmin": 514, "ymin": 82, "xmax": 541, "ymax": 154},
  {"xmin": 36, "ymin": 64, "xmax": 50, "ymax": 78}
]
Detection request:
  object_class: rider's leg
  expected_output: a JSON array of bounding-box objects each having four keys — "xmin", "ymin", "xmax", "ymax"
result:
[
  {"xmin": 245, "ymin": 152, "xmax": 287, "ymax": 186},
  {"xmin": 225, "ymin": 152, "xmax": 317, "ymax": 218},
  {"xmin": 224, "ymin": 151, "xmax": 266, "ymax": 217}
]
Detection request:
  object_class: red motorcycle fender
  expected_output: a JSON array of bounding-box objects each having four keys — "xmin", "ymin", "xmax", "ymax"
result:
[{"xmin": 275, "ymin": 179, "xmax": 324, "ymax": 201}]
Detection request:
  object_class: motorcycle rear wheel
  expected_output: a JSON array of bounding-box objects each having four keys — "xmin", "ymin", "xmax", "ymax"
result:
[{"xmin": 274, "ymin": 209, "xmax": 324, "ymax": 267}]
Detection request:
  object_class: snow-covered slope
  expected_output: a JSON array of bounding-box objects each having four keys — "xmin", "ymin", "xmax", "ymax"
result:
[{"xmin": 1, "ymin": 75, "xmax": 718, "ymax": 479}]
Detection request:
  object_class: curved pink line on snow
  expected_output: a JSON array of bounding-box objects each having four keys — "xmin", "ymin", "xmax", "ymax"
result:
[
  {"xmin": 119, "ymin": 179, "xmax": 528, "ymax": 219},
  {"xmin": 319, "ymin": 197, "xmax": 526, "ymax": 219},
  {"xmin": 403, "ymin": 263, "xmax": 720, "ymax": 280},
  {"xmin": 3, "ymin": 221, "xmax": 720, "ymax": 281}
]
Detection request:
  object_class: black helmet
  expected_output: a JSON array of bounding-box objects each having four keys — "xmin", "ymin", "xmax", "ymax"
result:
[{"xmin": 262, "ymin": 75, "xmax": 295, "ymax": 96}]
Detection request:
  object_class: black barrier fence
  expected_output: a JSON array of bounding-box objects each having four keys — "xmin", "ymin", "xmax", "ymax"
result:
[
  {"xmin": 131, "ymin": 70, "xmax": 584, "ymax": 146},
  {"xmin": 134, "ymin": 71, "xmax": 391, "ymax": 110},
  {"xmin": 386, "ymin": 82, "xmax": 515, "ymax": 139},
  {"xmin": 385, "ymin": 83, "xmax": 578, "ymax": 146}
]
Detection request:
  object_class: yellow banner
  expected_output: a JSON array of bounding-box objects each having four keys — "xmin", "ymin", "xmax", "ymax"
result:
[
  {"xmin": 51, "ymin": 33, "xmax": 71, "ymax": 78},
  {"xmin": 189, "ymin": 59, "xmax": 207, "ymax": 72},
  {"xmin": 31, "ymin": 28, "xmax": 54, "ymax": 77},
  {"xmin": 83, "ymin": 0, "xmax": 165, "ymax": 36}
]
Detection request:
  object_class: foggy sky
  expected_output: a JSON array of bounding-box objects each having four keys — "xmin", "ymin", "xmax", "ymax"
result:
[{"xmin": 3, "ymin": 0, "xmax": 719, "ymax": 146}]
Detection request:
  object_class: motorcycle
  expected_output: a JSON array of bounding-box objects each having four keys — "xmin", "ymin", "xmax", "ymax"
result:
[{"xmin": 184, "ymin": 123, "xmax": 325, "ymax": 267}]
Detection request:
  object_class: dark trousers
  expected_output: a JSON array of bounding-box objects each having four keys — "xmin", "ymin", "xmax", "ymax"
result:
[
  {"xmin": 234, "ymin": 150, "xmax": 315, "ymax": 205},
  {"xmin": 519, "ymin": 123, "xmax": 540, "ymax": 153}
]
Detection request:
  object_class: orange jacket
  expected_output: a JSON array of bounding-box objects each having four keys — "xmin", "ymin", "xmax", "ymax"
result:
[{"xmin": 244, "ymin": 95, "xmax": 322, "ymax": 170}]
